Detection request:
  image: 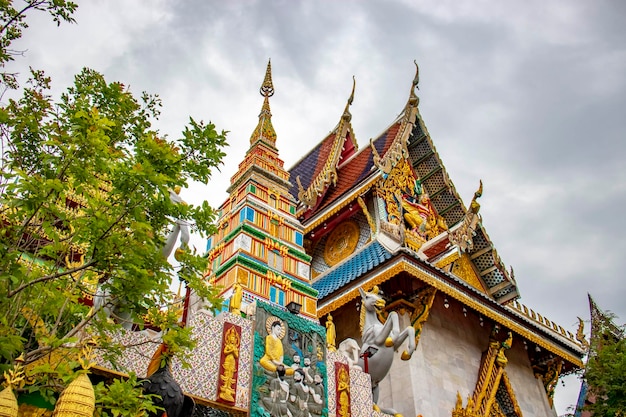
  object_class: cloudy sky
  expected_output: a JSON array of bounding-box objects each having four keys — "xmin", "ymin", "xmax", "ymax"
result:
[{"xmin": 8, "ymin": 0, "xmax": 626, "ymax": 413}]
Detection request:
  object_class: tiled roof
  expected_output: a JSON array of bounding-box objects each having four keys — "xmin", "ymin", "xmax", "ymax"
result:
[
  {"xmin": 314, "ymin": 122, "xmax": 400, "ymax": 213},
  {"xmin": 289, "ymin": 121, "xmax": 401, "ymax": 220},
  {"xmin": 288, "ymin": 132, "xmax": 336, "ymax": 200},
  {"xmin": 312, "ymin": 240, "xmax": 393, "ymax": 299}
]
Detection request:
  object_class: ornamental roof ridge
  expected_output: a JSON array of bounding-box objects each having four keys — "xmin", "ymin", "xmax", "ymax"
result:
[{"xmin": 294, "ymin": 78, "xmax": 359, "ymax": 209}]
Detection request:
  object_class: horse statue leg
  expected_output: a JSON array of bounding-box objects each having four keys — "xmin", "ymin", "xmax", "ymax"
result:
[
  {"xmin": 387, "ymin": 311, "xmax": 416, "ymax": 360},
  {"xmin": 373, "ymin": 314, "xmax": 396, "ymax": 348}
]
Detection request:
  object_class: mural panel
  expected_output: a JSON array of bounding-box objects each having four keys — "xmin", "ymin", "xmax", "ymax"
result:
[{"xmin": 253, "ymin": 302, "xmax": 328, "ymax": 417}]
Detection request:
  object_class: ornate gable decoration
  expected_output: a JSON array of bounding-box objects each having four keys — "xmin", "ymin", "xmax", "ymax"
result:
[
  {"xmin": 376, "ymin": 158, "xmax": 448, "ymax": 250},
  {"xmin": 452, "ymin": 331, "xmax": 523, "ymax": 417},
  {"xmin": 371, "ymin": 61, "xmax": 420, "ymax": 175},
  {"xmin": 297, "ymin": 78, "xmax": 358, "ymax": 209}
]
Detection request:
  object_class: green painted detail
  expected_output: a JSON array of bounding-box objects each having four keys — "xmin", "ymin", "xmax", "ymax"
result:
[
  {"xmin": 213, "ymin": 253, "xmax": 317, "ymax": 298},
  {"xmin": 218, "ymin": 223, "xmax": 311, "ymax": 262},
  {"xmin": 257, "ymin": 301, "xmax": 326, "ymax": 337},
  {"xmin": 291, "ymin": 279, "xmax": 318, "ymax": 297},
  {"xmin": 289, "ymin": 205, "xmax": 296, "ymax": 215}
]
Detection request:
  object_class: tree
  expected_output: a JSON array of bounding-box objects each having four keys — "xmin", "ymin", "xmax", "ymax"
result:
[
  {"xmin": 0, "ymin": 0, "xmax": 77, "ymax": 91},
  {"xmin": 583, "ymin": 317, "xmax": 626, "ymax": 416},
  {"xmin": 0, "ymin": 2, "xmax": 229, "ymax": 414}
]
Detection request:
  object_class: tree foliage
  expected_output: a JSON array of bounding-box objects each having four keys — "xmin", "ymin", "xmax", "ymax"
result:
[
  {"xmin": 0, "ymin": 0, "xmax": 77, "ymax": 90},
  {"xmin": 0, "ymin": 1, "xmax": 229, "ymax": 414},
  {"xmin": 583, "ymin": 317, "xmax": 626, "ymax": 417}
]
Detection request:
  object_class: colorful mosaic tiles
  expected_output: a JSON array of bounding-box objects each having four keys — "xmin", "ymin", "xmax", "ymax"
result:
[{"xmin": 95, "ymin": 307, "xmax": 378, "ymax": 417}]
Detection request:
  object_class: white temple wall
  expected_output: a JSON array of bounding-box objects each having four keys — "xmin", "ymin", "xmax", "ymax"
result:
[
  {"xmin": 505, "ymin": 340, "xmax": 557, "ymax": 417},
  {"xmin": 377, "ymin": 293, "xmax": 555, "ymax": 417}
]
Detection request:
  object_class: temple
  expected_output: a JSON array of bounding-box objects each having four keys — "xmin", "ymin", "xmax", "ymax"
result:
[
  {"xmin": 197, "ymin": 60, "xmax": 586, "ymax": 416},
  {"xmin": 14, "ymin": 61, "xmax": 587, "ymax": 417}
]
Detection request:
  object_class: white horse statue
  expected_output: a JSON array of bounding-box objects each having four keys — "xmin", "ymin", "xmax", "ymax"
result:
[{"xmin": 358, "ymin": 286, "xmax": 415, "ymax": 416}]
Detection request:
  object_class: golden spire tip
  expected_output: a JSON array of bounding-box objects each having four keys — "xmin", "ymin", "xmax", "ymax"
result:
[{"xmin": 260, "ymin": 59, "xmax": 274, "ymax": 98}]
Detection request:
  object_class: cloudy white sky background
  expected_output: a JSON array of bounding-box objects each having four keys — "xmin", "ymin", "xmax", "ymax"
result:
[{"xmin": 7, "ymin": 1, "xmax": 626, "ymax": 414}]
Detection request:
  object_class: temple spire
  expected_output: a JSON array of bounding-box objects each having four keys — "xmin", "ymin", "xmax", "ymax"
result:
[{"xmin": 249, "ymin": 59, "xmax": 277, "ymax": 147}]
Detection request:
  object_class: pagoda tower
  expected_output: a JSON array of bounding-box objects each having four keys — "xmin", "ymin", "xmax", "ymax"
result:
[{"xmin": 205, "ymin": 61, "xmax": 317, "ymax": 318}]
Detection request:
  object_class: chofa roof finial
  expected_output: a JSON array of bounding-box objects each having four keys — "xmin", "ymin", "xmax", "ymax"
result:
[{"xmin": 342, "ymin": 76, "xmax": 356, "ymax": 121}]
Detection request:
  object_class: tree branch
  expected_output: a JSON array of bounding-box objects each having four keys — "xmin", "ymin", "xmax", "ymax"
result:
[{"xmin": 7, "ymin": 258, "xmax": 96, "ymax": 298}]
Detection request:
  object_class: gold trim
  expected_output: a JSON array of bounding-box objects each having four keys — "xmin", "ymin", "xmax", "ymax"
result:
[
  {"xmin": 324, "ymin": 220, "xmax": 360, "ymax": 266},
  {"xmin": 298, "ymin": 81, "xmax": 357, "ymax": 208},
  {"xmin": 317, "ymin": 257, "xmax": 583, "ymax": 367},
  {"xmin": 357, "ymin": 196, "xmax": 376, "ymax": 236},
  {"xmin": 303, "ymin": 175, "xmax": 380, "ymax": 233}
]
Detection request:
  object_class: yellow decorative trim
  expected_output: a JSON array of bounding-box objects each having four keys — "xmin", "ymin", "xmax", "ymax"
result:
[
  {"xmin": 405, "ymin": 228, "xmax": 426, "ymax": 252},
  {"xmin": 266, "ymin": 270, "xmax": 291, "ymax": 291},
  {"xmin": 371, "ymin": 62, "xmax": 419, "ymax": 175},
  {"xmin": 434, "ymin": 250, "xmax": 460, "ymax": 269},
  {"xmin": 448, "ymin": 180, "xmax": 483, "ymax": 253},
  {"xmin": 409, "ymin": 286, "xmax": 437, "ymax": 346},
  {"xmin": 376, "ymin": 159, "xmax": 416, "ymax": 226},
  {"xmin": 357, "ymin": 196, "xmax": 376, "ymax": 236},
  {"xmin": 317, "ymin": 257, "xmax": 584, "ymax": 367},
  {"xmin": 298, "ymin": 81, "xmax": 356, "ymax": 208},
  {"xmin": 536, "ymin": 357, "xmax": 563, "ymax": 407},
  {"xmin": 451, "ymin": 253, "xmax": 487, "ymax": 293},
  {"xmin": 501, "ymin": 373, "xmax": 523, "ymax": 417},
  {"xmin": 303, "ymin": 175, "xmax": 380, "ymax": 233},
  {"xmin": 453, "ymin": 332, "xmax": 518, "ymax": 417}
]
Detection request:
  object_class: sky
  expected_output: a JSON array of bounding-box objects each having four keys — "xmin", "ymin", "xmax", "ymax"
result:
[{"xmin": 7, "ymin": 0, "xmax": 626, "ymax": 414}]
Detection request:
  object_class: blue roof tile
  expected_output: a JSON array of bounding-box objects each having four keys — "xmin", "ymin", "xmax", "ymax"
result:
[{"xmin": 312, "ymin": 240, "xmax": 393, "ymax": 299}]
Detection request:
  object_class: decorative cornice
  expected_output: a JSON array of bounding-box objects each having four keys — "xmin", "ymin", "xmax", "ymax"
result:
[
  {"xmin": 317, "ymin": 256, "xmax": 584, "ymax": 367},
  {"xmin": 302, "ymin": 175, "xmax": 380, "ymax": 233},
  {"xmin": 214, "ymin": 253, "xmax": 318, "ymax": 298}
]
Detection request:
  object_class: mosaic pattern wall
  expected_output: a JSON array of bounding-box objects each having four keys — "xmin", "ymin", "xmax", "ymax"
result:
[
  {"xmin": 252, "ymin": 302, "xmax": 328, "ymax": 417},
  {"xmin": 325, "ymin": 351, "xmax": 373, "ymax": 417},
  {"xmin": 95, "ymin": 310, "xmax": 253, "ymax": 409}
]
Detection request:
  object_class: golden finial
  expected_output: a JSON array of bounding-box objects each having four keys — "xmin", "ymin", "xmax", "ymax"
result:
[
  {"xmin": 342, "ymin": 76, "xmax": 356, "ymax": 121},
  {"xmin": 413, "ymin": 60, "xmax": 419, "ymax": 89},
  {"xmin": 260, "ymin": 59, "xmax": 274, "ymax": 98},
  {"xmin": 469, "ymin": 180, "xmax": 483, "ymax": 214},
  {"xmin": 406, "ymin": 60, "xmax": 420, "ymax": 107},
  {"xmin": 250, "ymin": 59, "xmax": 277, "ymax": 147}
]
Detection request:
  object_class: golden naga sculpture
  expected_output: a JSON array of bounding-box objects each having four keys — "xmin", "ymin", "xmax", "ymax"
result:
[{"xmin": 448, "ymin": 180, "xmax": 483, "ymax": 253}]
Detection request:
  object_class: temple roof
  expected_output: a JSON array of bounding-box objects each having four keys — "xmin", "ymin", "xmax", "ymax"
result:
[
  {"xmin": 289, "ymin": 121, "xmax": 400, "ymax": 218},
  {"xmin": 289, "ymin": 80, "xmax": 359, "ymax": 214},
  {"xmin": 313, "ymin": 235, "xmax": 585, "ymax": 369},
  {"xmin": 313, "ymin": 239, "xmax": 394, "ymax": 299}
]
